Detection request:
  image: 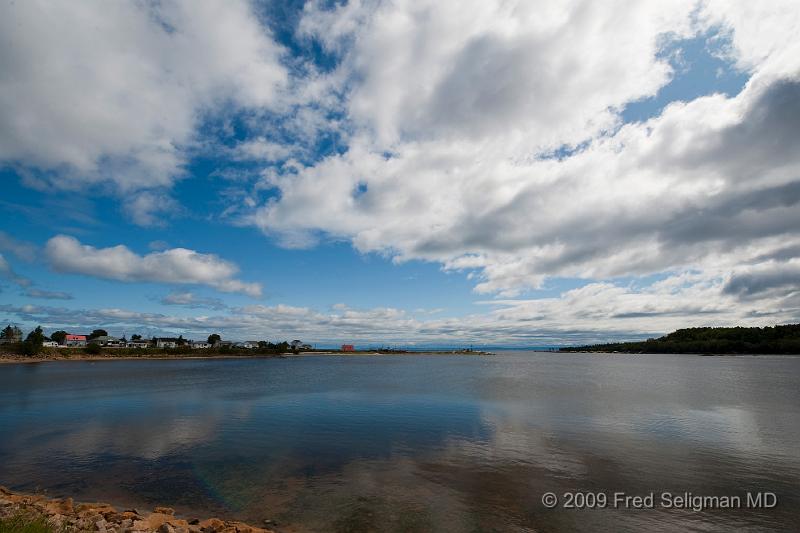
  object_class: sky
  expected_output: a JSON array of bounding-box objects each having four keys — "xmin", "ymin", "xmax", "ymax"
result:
[{"xmin": 1, "ymin": 0, "xmax": 799, "ymax": 346}]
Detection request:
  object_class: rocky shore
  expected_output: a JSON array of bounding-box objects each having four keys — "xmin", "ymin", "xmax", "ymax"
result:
[{"xmin": 0, "ymin": 487, "xmax": 275, "ymax": 533}]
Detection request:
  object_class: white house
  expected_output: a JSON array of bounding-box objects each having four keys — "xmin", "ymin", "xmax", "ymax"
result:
[
  {"xmin": 190, "ymin": 341, "xmax": 211, "ymax": 349},
  {"xmin": 127, "ymin": 340, "xmax": 149, "ymax": 348},
  {"xmin": 89, "ymin": 335, "xmax": 124, "ymax": 347},
  {"xmin": 240, "ymin": 341, "xmax": 260, "ymax": 349},
  {"xmin": 155, "ymin": 338, "xmax": 179, "ymax": 348},
  {"xmin": 290, "ymin": 340, "xmax": 312, "ymax": 351},
  {"xmin": 42, "ymin": 340, "xmax": 59, "ymax": 347}
]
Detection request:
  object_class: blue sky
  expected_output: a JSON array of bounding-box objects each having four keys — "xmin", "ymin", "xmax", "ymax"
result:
[{"xmin": 1, "ymin": 1, "xmax": 799, "ymax": 345}]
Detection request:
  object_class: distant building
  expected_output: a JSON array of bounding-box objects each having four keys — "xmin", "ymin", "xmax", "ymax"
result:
[
  {"xmin": 42, "ymin": 340, "xmax": 59, "ymax": 347},
  {"xmin": 240, "ymin": 341, "xmax": 260, "ymax": 349},
  {"xmin": 341, "ymin": 344, "xmax": 355, "ymax": 352},
  {"xmin": 127, "ymin": 340, "xmax": 150, "ymax": 348},
  {"xmin": 290, "ymin": 340, "xmax": 312, "ymax": 351},
  {"xmin": 89, "ymin": 335, "xmax": 124, "ymax": 347},
  {"xmin": 190, "ymin": 341, "xmax": 211, "ymax": 349},
  {"xmin": 154, "ymin": 337, "xmax": 182, "ymax": 348},
  {"xmin": 64, "ymin": 334, "xmax": 87, "ymax": 347}
]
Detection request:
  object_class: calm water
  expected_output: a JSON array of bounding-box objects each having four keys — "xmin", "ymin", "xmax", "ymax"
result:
[{"xmin": 1, "ymin": 352, "xmax": 799, "ymax": 532}]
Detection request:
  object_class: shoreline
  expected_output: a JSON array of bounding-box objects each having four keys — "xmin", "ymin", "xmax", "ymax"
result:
[
  {"xmin": 0, "ymin": 486, "xmax": 274, "ymax": 533},
  {"xmin": 0, "ymin": 349, "xmax": 493, "ymax": 364},
  {"xmin": 0, "ymin": 353, "xmax": 288, "ymax": 364}
]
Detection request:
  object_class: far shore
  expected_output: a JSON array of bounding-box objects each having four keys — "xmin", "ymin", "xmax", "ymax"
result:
[{"xmin": 0, "ymin": 348, "xmax": 493, "ymax": 364}]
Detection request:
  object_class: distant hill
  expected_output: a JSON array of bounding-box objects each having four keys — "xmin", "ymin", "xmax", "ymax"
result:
[{"xmin": 560, "ymin": 324, "xmax": 800, "ymax": 354}]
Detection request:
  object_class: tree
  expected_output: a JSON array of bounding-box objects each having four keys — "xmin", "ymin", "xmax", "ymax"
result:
[
  {"xmin": 51, "ymin": 330, "xmax": 68, "ymax": 345},
  {"xmin": 25, "ymin": 326, "xmax": 44, "ymax": 345},
  {"xmin": 85, "ymin": 343, "xmax": 102, "ymax": 355},
  {"xmin": 19, "ymin": 326, "xmax": 45, "ymax": 356},
  {"xmin": 208, "ymin": 333, "xmax": 221, "ymax": 345},
  {"xmin": 88, "ymin": 329, "xmax": 108, "ymax": 340},
  {"xmin": 1, "ymin": 324, "xmax": 23, "ymax": 342},
  {"xmin": 131, "ymin": 334, "xmax": 142, "ymax": 341}
]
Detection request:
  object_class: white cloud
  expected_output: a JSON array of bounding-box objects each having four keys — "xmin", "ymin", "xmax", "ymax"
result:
[
  {"xmin": 122, "ymin": 191, "xmax": 183, "ymax": 228},
  {"xmin": 44, "ymin": 235, "xmax": 262, "ymax": 297},
  {"xmin": 2, "ymin": 268, "xmax": 797, "ymax": 344},
  {"xmin": 248, "ymin": 0, "xmax": 800, "ymax": 305},
  {"xmin": 299, "ymin": 0, "xmax": 694, "ymax": 147},
  {"xmin": 0, "ymin": 0, "xmax": 287, "ymax": 221}
]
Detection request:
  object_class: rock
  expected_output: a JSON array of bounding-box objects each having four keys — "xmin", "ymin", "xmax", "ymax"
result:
[
  {"xmin": 0, "ymin": 487, "xmax": 271, "ymax": 533},
  {"xmin": 199, "ymin": 517, "xmax": 225, "ymax": 532},
  {"xmin": 146, "ymin": 512, "xmax": 173, "ymax": 530}
]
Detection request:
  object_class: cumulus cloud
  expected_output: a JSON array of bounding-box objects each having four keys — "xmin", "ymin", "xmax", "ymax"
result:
[
  {"xmin": 0, "ymin": 0, "xmax": 287, "ymax": 222},
  {"xmin": 1, "ymin": 269, "xmax": 796, "ymax": 344},
  {"xmin": 246, "ymin": 0, "xmax": 800, "ymax": 306},
  {"xmin": 45, "ymin": 235, "xmax": 262, "ymax": 297}
]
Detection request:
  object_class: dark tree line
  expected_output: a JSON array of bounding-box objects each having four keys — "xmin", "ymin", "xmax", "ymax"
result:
[{"xmin": 560, "ymin": 324, "xmax": 800, "ymax": 354}]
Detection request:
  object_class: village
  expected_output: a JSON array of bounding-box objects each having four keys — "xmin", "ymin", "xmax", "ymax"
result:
[{"xmin": 0, "ymin": 324, "xmax": 359, "ymax": 352}]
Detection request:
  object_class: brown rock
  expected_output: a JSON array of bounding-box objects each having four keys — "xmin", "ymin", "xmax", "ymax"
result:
[
  {"xmin": 198, "ymin": 517, "xmax": 225, "ymax": 532},
  {"xmin": 155, "ymin": 506, "xmax": 175, "ymax": 515},
  {"xmin": 146, "ymin": 512, "xmax": 173, "ymax": 530}
]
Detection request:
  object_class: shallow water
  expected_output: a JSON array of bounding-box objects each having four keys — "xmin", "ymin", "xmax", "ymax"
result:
[{"xmin": 1, "ymin": 352, "xmax": 799, "ymax": 532}]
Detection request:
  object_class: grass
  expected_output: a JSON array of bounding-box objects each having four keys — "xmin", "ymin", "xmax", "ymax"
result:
[{"xmin": 0, "ymin": 511, "xmax": 63, "ymax": 533}]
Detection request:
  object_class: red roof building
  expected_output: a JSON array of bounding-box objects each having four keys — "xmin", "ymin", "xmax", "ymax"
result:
[
  {"xmin": 64, "ymin": 334, "xmax": 87, "ymax": 346},
  {"xmin": 341, "ymin": 344, "xmax": 355, "ymax": 352}
]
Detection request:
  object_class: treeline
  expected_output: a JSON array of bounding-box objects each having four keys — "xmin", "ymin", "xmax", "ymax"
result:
[{"xmin": 560, "ymin": 324, "xmax": 800, "ymax": 354}]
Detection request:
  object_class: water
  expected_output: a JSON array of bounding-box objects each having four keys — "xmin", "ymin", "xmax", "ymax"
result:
[{"xmin": 1, "ymin": 352, "xmax": 799, "ymax": 532}]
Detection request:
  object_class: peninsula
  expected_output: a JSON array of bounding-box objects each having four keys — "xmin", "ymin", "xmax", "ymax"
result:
[{"xmin": 559, "ymin": 324, "xmax": 800, "ymax": 355}]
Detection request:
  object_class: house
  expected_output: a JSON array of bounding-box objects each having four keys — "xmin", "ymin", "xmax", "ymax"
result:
[
  {"xmin": 127, "ymin": 340, "xmax": 150, "ymax": 348},
  {"xmin": 240, "ymin": 341, "xmax": 261, "ymax": 349},
  {"xmin": 190, "ymin": 341, "xmax": 211, "ymax": 349},
  {"xmin": 215, "ymin": 340, "xmax": 235, "ymax": 348},
  {"xmin": 341, "ymin": 344, "xmax": 355, "ymax": 352},
  {"xmin": 155, "ymin": 337, "xmax": 181, "ymax": 348},
  {"xmin": 89, "ymin": 335, "xmax": 124, "ymax": 347},
  {"xmin": 42, "ymin": 340, "xmax": 59, "ymax": 347},
  {"xmin": 290, "ymin": 340, "xmax": 312, "ymax": 351},
  {"xmin": 64, "ymin": 334, "xmax": 87, "ymax": 347}
]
